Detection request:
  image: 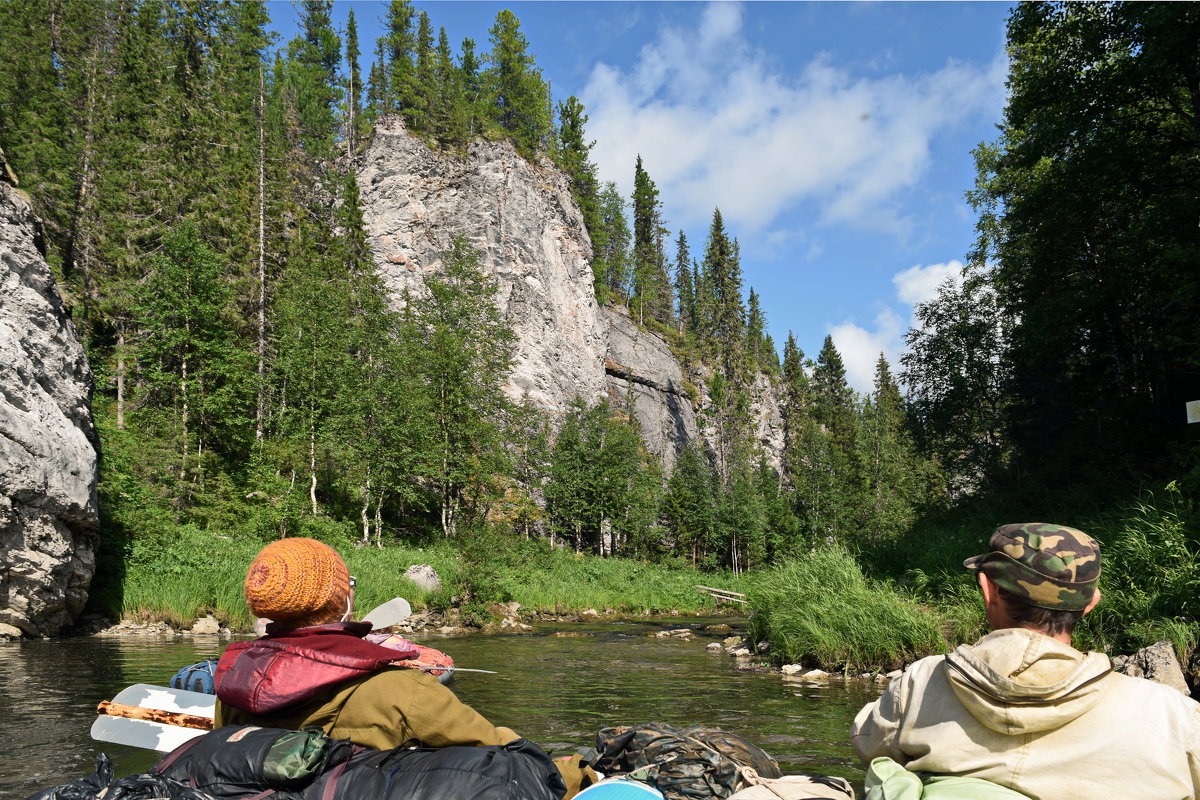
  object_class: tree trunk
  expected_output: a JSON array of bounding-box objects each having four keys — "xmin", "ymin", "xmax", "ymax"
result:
[
  {"xmin": 116, "ymin": 324, "xmax": 126, "ymax": 430},
  {"xmin": 255, "ymin": 67, "xmax": 267, "ymax": 442}
]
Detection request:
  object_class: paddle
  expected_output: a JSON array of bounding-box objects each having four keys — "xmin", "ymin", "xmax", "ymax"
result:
[
  {"xmin": 91, "ymin": 683, "xmax": 215, "ymax": 752},
  {"xmin": 361, "ymin": 596, "xmax": 412, "ymax": 628}
]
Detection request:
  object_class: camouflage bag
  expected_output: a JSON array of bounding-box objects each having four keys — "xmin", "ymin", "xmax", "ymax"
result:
[{"xmin": 585, "ymin": 722, "xmax": 781, "ymax": 800}]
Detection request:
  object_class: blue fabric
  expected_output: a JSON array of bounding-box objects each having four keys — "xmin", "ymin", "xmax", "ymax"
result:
[{"xmin": 170, "ymin": 660, "xmax": 218, "ymax": 695}]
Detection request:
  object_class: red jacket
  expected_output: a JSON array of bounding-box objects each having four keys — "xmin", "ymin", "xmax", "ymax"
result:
[{"xmin": 214, "ymin": 621, "xmax": 419, "ymax": 714}]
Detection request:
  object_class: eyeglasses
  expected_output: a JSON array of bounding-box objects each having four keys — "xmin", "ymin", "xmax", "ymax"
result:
[{"xmin": 349, "ymin": 576, "xmax": 357, "ymax": 590}]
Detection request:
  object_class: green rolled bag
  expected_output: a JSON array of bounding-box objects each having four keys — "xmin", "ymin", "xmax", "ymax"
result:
[{"xmin": 864, "ymin": 758, "xmax": 1033, "ymax": 800}]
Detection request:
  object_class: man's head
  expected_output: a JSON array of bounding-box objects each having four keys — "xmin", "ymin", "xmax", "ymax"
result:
[
  {"xmin": 964, "ymin": 523, "xmax": 1101, "ymax": 637},
  {"xmin": 244, "ymin": 537, "xmax": 352, "ymax": 629}
]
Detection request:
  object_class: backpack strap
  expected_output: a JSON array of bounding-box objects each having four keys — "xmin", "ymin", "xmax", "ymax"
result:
[{"xmin": 151, "ymin": 731, "xmax": 208, "ymax": 774}]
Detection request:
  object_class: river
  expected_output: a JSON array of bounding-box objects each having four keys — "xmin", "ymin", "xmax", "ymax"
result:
[{"xmin": 0, "ymin": 619, "xmax": 881, "ymax": 799}]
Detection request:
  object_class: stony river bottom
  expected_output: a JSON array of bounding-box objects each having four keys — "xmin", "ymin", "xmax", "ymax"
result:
[{"xmin": 0, "ymin": 619, "xmax": 882, "ymax": 799}]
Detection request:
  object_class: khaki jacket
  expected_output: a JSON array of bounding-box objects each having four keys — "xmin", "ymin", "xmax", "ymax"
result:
[
  {"xmin": 852, "ymin": 628, "xmax": 1200, "ymax": 800},
  {"xmin": 215, "ymin": 666, "xmax": 518, "ymax": 751}
]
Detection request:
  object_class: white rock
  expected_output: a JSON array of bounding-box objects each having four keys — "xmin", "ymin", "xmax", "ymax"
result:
[
  {"xmin": 403, "ymin": 564, "xmax": 441, "ymax": 593},
  {"xmin": 190, "ymin": 615, "xmax": 221, "ymax": 635},
  {"xmin": 356, "ymin": 118, "xmax": 784, "ymax": 472},
  {"xmin": 0, "ymin": 184, "xmax": 99, "ymax": 637},
  {"xmin": 706, "ymin": 642, "xmax": 723, "ymax": 652},
  {"xmin": 781, "ymin": 664, "xmax": 804, "ymax": 675}
]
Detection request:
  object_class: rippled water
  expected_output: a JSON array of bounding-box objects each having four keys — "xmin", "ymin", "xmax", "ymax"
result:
[{"xmin": 0, "ymin": 620, "xmax": 880, "ymax": 799}]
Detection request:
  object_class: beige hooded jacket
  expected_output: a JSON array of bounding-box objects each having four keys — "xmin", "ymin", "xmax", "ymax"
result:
[{"xmin": 852, "ymin": 628, "xmax": 1200, "ymax": 799}]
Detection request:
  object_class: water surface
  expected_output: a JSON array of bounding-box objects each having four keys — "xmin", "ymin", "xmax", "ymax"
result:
[{"xmin": 0, "ymin": 619, "xmax": 880, "ymax": 799}]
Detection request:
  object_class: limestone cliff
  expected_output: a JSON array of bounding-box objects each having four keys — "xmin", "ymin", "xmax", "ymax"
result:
[
  {"xmin": 0, "ymin": 183, "xmax": 99, "ymax": 637},
  {"xmin": 357, "ymin": 119, "xmax": 781, "ymax": 471}
]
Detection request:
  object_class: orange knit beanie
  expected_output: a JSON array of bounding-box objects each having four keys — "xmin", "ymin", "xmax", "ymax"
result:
[{"xmin": 244, "ymin": 538, "xmax": 351, "ymax": 628}]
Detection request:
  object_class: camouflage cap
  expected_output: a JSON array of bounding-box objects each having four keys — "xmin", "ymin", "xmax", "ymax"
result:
[{"xmin": 963, "ymin": 523, "xmax": 1101, "ymax": 611}]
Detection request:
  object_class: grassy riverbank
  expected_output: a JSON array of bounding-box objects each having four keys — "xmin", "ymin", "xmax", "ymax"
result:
[
  {"xmin": 746, "ymin": 481, "xmax": 1199, "ymax": 672},
  {"xmin": 90, "ymin": 527, "xmax": 749, "ymax": 631}
]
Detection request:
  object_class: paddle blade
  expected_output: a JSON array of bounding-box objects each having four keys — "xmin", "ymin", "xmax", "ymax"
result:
[
  {"xmin": 92, "ymin": 684, "xmax": 216, "ymax": 752},
  {"xmin": 362, "ymin": 597, "xmax": 411, "ymax": 629},
  {"xmin": 91, "ymin": 714, "xmax": 206, "ymax": 753}
]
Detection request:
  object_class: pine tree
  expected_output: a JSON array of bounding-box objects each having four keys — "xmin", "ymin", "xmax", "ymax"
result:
[
  {"xmin": 555, "ymin": 96, "xmax": 600, "ymax": 244},
  {"xmin": 486, "ymin": 10, "xmax": 551, "ymax": 156},
  {"xmin": 630, "ymin": 156, "xmax": 672, "ymax": 326},
  {"xmin": 407, "ymin": 11, "xmax": 435, "ymax": 134},
  {"xmin": 700, "ymin": 208, "xmax": 745, "ymax": 376},
  {"xmin": 383, "ymin": 0, "xmax": 415, "ymax": 117},
  {"xmin": 857, "ymin": 354, "xmax": 926, "ymax": 544},
  {"xmin": 343, "ymin": 8, "xmax": 364, "ymax": 151},
  {"xmin": 290, "ymin": 0, "xmax": 342, "ymax": 158},
  {"xmin": 592, "ymin": 181, "xmax": 631, "ymax": 302},
  {"xmin": 746, "ymin": 288, "xmax": 766, "ymax": 369},
  {"xmin": 674, "ymin": 230, "xmax": 695, "ymax": 335}
]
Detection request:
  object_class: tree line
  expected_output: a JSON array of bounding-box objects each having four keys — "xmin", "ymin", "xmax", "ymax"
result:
[{"xmin": 1, "ymin": 1, "xmax": 1191, "ymax": 579}]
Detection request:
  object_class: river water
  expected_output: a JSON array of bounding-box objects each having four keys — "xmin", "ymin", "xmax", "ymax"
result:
[{"xmin": 0, "ymin": 619, "xmax": 880, "ymax": 799}]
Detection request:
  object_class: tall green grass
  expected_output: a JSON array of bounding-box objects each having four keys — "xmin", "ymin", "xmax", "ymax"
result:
[
  {"xmin": 100, "ymin": 527, "xmax": 743, "ymax": 629},
  {"xmin": 748, "ymin": 544, "xmax": 946, "ymax": 672}
]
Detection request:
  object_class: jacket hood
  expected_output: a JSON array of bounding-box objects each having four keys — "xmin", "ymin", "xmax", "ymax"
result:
[{"xmin": 943, "ymin": 628, "xmax": 1112, "ymax": 735}]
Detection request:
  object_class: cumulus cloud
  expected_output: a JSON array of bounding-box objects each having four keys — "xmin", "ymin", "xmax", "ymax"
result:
[
  {"xmin": 892, "ymin": 260, "xmax": 966, "ymax": 306},
  {"xmin": 582, "ymin": 3, "xmax": 1006, "ymax": 236},
  {"xmin": 828, "ymin": 261, "xmax": 970, "ymax": 393},
  {"xmin": 830, "ymin": 308, "xmax": 906, "ymax": 395}
]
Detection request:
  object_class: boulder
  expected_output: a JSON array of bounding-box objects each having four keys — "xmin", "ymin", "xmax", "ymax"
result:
[
  {"xmin": 404, "ymin": 564, "xmax": 441, "ymax": 593},
  {"xmin": 1112, "ymin": 640, "xmax": 1191, "ymax": 696},
  {"xmin": 190, "ymin": 615, "xmax": 221, "ymax": 635},
  {"xmin": 0, "ymin": 184, "xmax": 99, "ymax": 637}
]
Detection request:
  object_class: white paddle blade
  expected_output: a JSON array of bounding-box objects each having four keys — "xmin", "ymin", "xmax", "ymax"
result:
[
  {"xmin": 90, "ymin": 713, "xmax": 206, "ymax": 753},
  {"xmin": 362, "ymin": 597, "xmax": 411, "ymax": 628},
  {"xmin": 110, "ymin": 683, "xmax": 216, "ymax": 718}
]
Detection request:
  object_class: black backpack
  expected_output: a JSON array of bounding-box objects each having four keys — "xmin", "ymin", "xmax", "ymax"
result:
[
  {"xmin": 584, "ymin": 722, "xmax": 781, "ymax": 800},
  {"xmin": 153, "ymin": 725, "xmax": 566, "ymax": 800}
]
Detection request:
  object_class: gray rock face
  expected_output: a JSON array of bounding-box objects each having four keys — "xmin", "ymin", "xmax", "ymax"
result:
[
  {"xmin": 1112, "ymin": 640, "xmax": 1192, "ymax": 696},
  {"xmin": 356, "ymin": 119, "xmax": 782, "ymax": 472},
  {"xmin": 359, "ymin": 117, "xmax": 608, "ymax": 415},
  {"xmin": 601, "ymin": 307, "xmax": 697, "ymax": 470},
  {"xmin": 0, "ymin": 184, "xmax": 99, "ymax": 637}
]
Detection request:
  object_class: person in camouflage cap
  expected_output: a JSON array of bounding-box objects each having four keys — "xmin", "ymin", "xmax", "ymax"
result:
[
  {"xmin": 851, "ymin": 523, "xmax": 1200, "ymax": 800},
  {"xmin": 964, "ymin": 522, "xmax": 1101, "ymax": 611}
]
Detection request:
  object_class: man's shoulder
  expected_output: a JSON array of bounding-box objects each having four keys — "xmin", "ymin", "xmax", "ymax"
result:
[{"xmin": 1106, "ymin": 669, "xmax": 1200, "ymax": 711}]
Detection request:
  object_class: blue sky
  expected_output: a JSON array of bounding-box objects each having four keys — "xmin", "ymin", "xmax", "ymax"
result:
[{"xmin": 270, "ymin": 1, "xmax": 1013, "ymax": 393}]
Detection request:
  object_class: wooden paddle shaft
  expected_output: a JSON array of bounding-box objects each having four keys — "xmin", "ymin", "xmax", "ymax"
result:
[{"xmin": 97, "ymin": 701, "xmax": 214, "ymax": 731}]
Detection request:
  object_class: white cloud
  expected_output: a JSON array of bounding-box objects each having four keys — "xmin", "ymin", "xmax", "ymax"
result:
[
  {"xmin": 582, "ymin": 4, "xmax": 1006, "ymax": 236},
  {"xmin": 892, "ymin": 260, "xmax": 965, "ymax": 306},
  {"xmin": 830, "ymin": 308, "xmax": 905, "ymax": 394}
]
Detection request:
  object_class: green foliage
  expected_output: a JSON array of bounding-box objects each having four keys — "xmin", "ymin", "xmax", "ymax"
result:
[
  {"xmin": 1075, "ymin": 482, "xmax": 1200, "ymax": 655},
  {"xmin": 485, "ymin": 10, "xmax": 552, "ymax": 156},
  {"xmin": 546, "ymin": 398, "xmax": 662, "ymax": 557},
  {"xmin": 748, "ymin": 544, "xmax": 947, "ymax": 672},
  {"xmin": 968, "ymin": 2, "xmax": 1200, "ymax": 485}
]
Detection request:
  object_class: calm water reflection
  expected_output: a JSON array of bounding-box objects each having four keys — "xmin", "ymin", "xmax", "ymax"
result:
[{"xmin": 0, "ymin": 620, "xmax": 880, "ymax": 799}]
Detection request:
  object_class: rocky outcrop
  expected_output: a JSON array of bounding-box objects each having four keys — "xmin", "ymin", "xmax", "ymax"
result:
[
  {"xmin": 356, "ymin": 119, "xmax": 782, "ymax": 471},
  {"xmin": 1112, "ymin": 640, "xmax": 1192, "ymax": 696},
  {"xmin": 601, "ymin": 307, "xmax": 697, "ymax": 470},
  {"xmin": 359, "ymin": 117, "xmax": 608, "ymax": 417},
  {"xmin": 0, "ymin": 183, "xmax": 99, "ymax": 637}
]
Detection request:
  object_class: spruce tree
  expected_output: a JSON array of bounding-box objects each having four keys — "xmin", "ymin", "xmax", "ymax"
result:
[
  {"xmin": 486, "ymin": 10, "xmax": 551, "ymax": 156},
  {"xmin": 630, "ymin": 156, "xmax": 672, "ymax": 326},
  {"xmin": 556, "ymin": 96, "xmax": 600, "ymax": 244},
  {"xmin": 344, "ymin": 8, "xmax": 364, "ymax": 150}
]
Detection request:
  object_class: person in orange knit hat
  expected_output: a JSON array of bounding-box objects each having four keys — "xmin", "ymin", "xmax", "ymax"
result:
[
  {"xmin": 212, "ymin": 538, "xmax": 596, "ymax": 798},
  {"xmin": 213, "ymin": 537, "xmax": 519, "ymax": 750}
]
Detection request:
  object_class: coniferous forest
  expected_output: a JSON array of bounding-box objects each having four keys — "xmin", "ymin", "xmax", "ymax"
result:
[{"xmin": 1, "ymin": 1, "xmax": 1198, "ymax": 653}]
